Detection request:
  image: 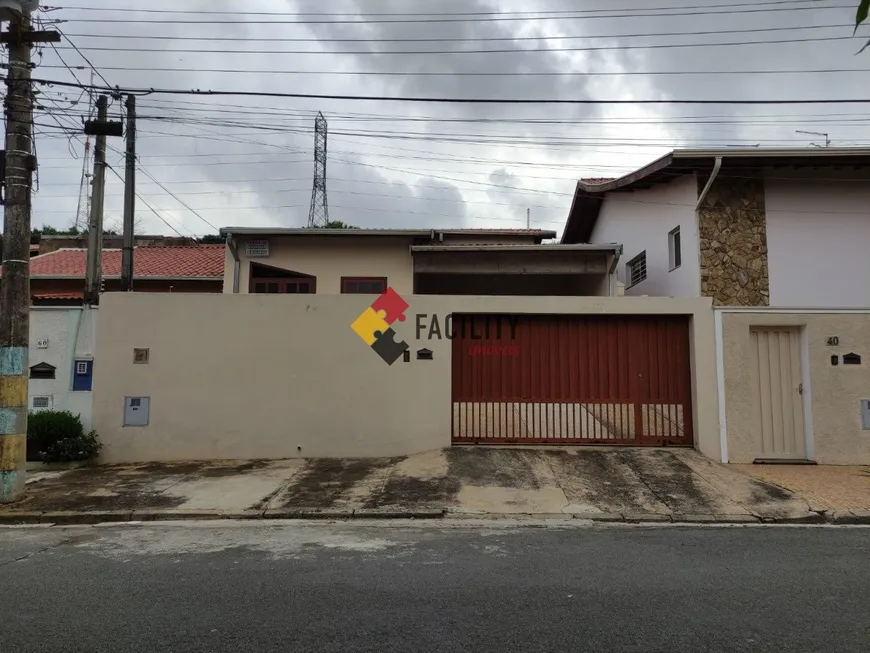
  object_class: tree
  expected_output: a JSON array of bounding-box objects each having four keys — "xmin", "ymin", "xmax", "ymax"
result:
[
  {"xmin": 197, "ymin": 234, "xmax": 225, "ymax": 244},
  {"xmin": 858, "ymin": 1, "xmax": 870, "ymax": 52},
  {"xmin": 321, "ymin": 221, "xmax": 358, "ymax": 229},
  {"xmin": 35, "ymin": 225, "xmax": 79, "ymax": 237}
]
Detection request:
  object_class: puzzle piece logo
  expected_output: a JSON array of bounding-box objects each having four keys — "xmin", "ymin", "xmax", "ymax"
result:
[{"xmin": 350, "ymin": 287, "xmax": 410, "ymax": 365}]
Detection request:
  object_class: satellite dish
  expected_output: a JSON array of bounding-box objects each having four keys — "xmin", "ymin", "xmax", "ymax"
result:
[{"xmin": 0, "ymin": 0, "xmax": 39, "ymax": 20}]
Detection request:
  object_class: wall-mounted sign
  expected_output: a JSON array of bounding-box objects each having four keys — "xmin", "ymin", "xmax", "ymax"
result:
[
  {"xmin": 843, "ymin": 353, "xmax": 862, "ymax": 365},
  {"xmin": 245, "ymin": 240, "xmax": 270, "ymax": 258},
  {"xmin": 36, "ymin": 338, "xmax": 49, "ymax": 349},
  {"xmin": 826, "ymin": 337, "xmax": 840, "ymax": 346}
]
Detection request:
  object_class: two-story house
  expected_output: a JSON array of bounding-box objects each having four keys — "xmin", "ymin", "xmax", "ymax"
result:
[{"xmin": 564, "ymin": 148, "xmax": 870, "ymax": 465}]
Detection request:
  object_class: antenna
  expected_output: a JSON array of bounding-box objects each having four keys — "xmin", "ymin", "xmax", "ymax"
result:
[
  {"xmin": 307, "ymin": 112, "xmax": 329, "ymax": 227},
  {"xmin": 795, "ymin": 130, "xmax": 831, "ymax": 147}
]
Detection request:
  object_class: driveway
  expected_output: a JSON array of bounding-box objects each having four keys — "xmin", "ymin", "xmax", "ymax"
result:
[{"xmin": 2, "ymin": 448, "xmax": 828, "ymax": 523}]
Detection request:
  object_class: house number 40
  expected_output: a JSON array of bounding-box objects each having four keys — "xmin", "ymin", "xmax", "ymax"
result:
[{"xmin": 826, "ymin": 337, "xmax": 840, "ymax": 346}]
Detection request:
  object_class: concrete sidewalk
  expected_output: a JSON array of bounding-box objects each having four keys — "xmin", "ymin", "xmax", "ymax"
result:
[{"xmin": 0, "ymin": 448, "xmax": 861, "ymax": 525}]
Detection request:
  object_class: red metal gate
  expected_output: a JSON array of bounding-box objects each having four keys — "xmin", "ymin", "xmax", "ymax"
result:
[{"xmin": 451, "ymin": 314, "xmax": 694, "ymax": 446}]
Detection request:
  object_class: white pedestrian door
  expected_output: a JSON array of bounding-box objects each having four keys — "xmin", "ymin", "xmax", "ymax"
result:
[{"xmin": 750, "ymin": 327, "xmax": 808, "ymax": 461}]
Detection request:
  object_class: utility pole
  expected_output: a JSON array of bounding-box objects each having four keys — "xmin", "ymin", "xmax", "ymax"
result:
[
  {"xmin": 526, "ymin": 208, "xmax": 530, "ymax": 229},
  {"xmin": 120, "ymin": 94, "xmax": 136, "ymax": 292},
  {"xmin": 0, "ymin": 5, "xmax": 60, "ymax": 503},
  {"xmin": 83, "ymin": 95, "xmax": 109, "ymax": 305}
]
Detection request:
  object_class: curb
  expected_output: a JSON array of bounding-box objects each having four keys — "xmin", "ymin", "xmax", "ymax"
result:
[
  {"xmin": 2, "ymin": 509, "xmax": 868, "ymax": 526},
  {"xmin": 829, "ymin": 512, "xmax": 870, "ymax": 525}
]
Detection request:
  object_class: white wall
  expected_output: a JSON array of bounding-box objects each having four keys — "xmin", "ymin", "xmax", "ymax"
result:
[
  {"xmin": 28, "ymin": 307, "xmax": 97, "ymax": 429},
  {"xmin": 766, "ymin": 177, "xmax": 870, "ymax": 308},
  {"xmin": 589, "ymin": 174, "xmax": 699, "ymax": 298}
]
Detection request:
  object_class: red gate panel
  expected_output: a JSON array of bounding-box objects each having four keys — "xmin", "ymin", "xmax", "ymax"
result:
[{"xmin": 451, "ymin": 314, "xmax": 693, "ymax": 446}]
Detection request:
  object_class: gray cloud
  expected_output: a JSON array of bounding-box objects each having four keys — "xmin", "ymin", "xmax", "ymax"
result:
[{"xmin": 27, "ymin": 1, "xmax": 870, "ymax": 239}]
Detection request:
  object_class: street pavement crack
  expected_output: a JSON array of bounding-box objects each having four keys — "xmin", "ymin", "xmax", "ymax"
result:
[{"xmin": 0, "ymin": 535, "xmax": 83, "ymax": 568}]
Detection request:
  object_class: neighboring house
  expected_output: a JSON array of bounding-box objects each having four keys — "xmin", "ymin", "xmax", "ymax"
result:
[
  {"xmin": 27, "ymin": 306, "xmax": 97, "ymax": 429},
  {"xmin": 34, "ymin": 234, "xmax": 203, "ymax": 256},
  {"xmin": 2, "ymin": 245, "xmax": 224, "ymax": 428},
  {"xmin": 563, "ymin": 148, "xmax": 870, "ymax": 465},
  {"xmin": 221, "ymin": 227, "xmax": 624, "ymax": 297},
  {"xmin": 563, "ymin": 147, "xmax": 870, "ymax": 308},
  {"xmin": 24, "ymin": 245, "xmax": 225, "ymax": 305}
]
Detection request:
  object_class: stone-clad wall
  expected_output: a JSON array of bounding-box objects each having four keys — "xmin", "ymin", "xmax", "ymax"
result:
[{"xmin": 697, "ymin": 176, "xmax": 769, "ymax": 306}]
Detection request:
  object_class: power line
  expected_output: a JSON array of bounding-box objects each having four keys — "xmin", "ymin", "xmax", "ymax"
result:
[
  {"xmin": 58, "ymin": 31, "xmax": 112, "ymax": 88},
  {"xmin": 104, "ymin": 163, "xmax": 205, "ymax": 240},
  {"xmin": 52, "ymin": 4, "xmax": 856, "ymax": 24},
  {"xmin": 40, "ymin": 101, "xmax": 870, "ymax": 125},
  {"xmin": 44, "ymin": 1, "xmax": 838, "ymax": 17},
  {"xmin": 55, "ymin": 22, "xmax": 854, "ymax": 44},
  {"xmin": 26, "ymin": 76, "xmax": 870, "ymax": 104},
  {"xmin": 135, "ymin": 165, "xmax": 221, "ymax": 232},
  {"xmin": 38, "ymin": 65, "xmax": 870, "ymax": 77},
  {"xmin": 48, "ymin": 35, "xmax": 856, "ymax": 55}
]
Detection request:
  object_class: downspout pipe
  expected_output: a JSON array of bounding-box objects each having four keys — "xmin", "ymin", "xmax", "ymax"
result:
[
  {"xmin": 608, "ymin": 244, "xmax": 623, "ymax": 297},
  {"xmin": 695, "ymin": 156, "xmax": 722, "ymax": 212},
  {"xmin": 226, "ymin": 235, "xmax": 241, "ymax": 294}
]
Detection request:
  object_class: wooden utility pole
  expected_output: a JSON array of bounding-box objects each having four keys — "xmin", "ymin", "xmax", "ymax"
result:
[
  {"xmin": 120, "ymin": 94, "xmax": 136, "ymax": 292},
  {"xmin": 0, "ymin": 10, "xmax": 59, "ymax": 503},
  {"xmin": 83, "ymin": 95, "xmax": 108, "ymax": 306}
]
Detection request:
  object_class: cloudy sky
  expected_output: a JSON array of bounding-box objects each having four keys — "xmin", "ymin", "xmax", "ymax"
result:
[{"xmin": 23, "ymin": 0, "xmax": 870, "ymax": 239}]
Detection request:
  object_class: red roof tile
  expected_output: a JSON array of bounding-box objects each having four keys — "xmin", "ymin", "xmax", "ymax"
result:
[
  {"xmin": 16, "ymin": 245, "xmax": 225, "ymax": 279},
  {"xmin": 32, "ymin": 292, "xmax": 83, "ymax": 300}
]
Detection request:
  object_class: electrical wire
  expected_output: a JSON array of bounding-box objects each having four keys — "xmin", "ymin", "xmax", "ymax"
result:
[
  {"xmin": 44, "ymin": 0, "xmax": 840, "ymax": 17},
  {"xmin": 51, "ymin": 4, "xmax": 856, "ymax": 24},
  {"xmin": 25, "ymin": 76, "xmax": 870, "ymax": 104},
  {"xmin": 55, "ymin": 22, "xmax": 855, "ymax": 44},
  {"xmin": 37, "ymin": 65, "xmax": 870, "ymax": 77},
  {"xmin": 48, "ymin": 35, "xmax": 857, "ymax": 55}
]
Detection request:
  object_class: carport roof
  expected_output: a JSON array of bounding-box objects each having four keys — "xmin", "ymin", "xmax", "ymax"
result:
[
  {"xmin": 410, "ymin": 244, "xmax": 621, "ymax": 253},
  {"xmin": 562, "ymin": 147, "xmax": 870, "ymax": 244}
]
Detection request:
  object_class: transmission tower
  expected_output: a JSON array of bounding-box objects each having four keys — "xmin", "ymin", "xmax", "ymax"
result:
[
  {"xmin": 73, "ymin": 72, "xmax": 96, "ymax": 232},
  {"xmin": 73, "ymin": 137, "xmax": 92, "ymax": 231},
  {"xmin": 307, "ymin": 112, "xmax": 329, "ymax": 227}
]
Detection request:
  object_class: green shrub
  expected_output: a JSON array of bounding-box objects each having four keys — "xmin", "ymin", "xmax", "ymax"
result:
[{"xmin": 26, "ymin": 410, "xmax": 102, "ymax": 463}]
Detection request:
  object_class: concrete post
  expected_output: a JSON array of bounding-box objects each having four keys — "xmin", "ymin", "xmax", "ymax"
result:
[{"xmin": 0, "ymin": 14, "xmax": 33, "ymax": 502}]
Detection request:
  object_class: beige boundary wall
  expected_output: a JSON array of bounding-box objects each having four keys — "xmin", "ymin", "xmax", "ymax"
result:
[
  {"xmin": 92, "ymin": 293, "xmax": 718, "ymax": 463},
  {"xmin": 719, "ymin": 310, "xmax": 870, "ymax": 465}
]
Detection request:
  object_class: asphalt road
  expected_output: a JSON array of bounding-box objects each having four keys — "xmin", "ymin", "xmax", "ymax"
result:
[{"xmin": 0, "ymin": 521, "xmax": 868, "ymax": 652}]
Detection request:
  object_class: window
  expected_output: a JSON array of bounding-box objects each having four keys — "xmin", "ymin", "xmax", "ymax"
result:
[
  {"xmin": 29, "ymin": 363, "xmax": 56, "ymax": 380},
  {"xmin": 626, "ymin": 251, "xmax": 647, "ymax": 288},
  {"xmin": 252, "ymin": 278, "xmax": 314, "ymax": 294},
  {"xmin": 669, "ymin": 226, "xmax": 682, "ymax": 271},
  {"xmin": 73, "ymin": 360, "xmax": 93, "ymax": 392},
  {"xmin": 341, "ymin": 277, "xmax": 388, "ymax": 294}
]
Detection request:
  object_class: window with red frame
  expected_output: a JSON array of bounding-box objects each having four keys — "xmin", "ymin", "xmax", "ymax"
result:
[
  {"xmin": 341, "ymin": 277, "xmax": 387, "ymax": 294},
  {"xmin": 252, "ymin": 278, "xmax": 314, "ymax": 294}
]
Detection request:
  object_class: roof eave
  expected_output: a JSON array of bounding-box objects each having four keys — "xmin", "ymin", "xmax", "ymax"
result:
[{"xmin": 29, "ymin": 275, "xmax": 222, "ymax": 281}]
